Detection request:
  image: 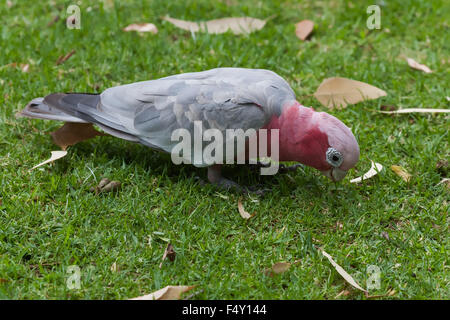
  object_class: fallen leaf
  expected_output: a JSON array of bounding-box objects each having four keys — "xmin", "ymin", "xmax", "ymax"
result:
[
  {"xmin": 380, "ymin": 108, "xmax": 450, "ymax": 114},
  {"xmin": 265, "ymin": 262, "xmax": 291, "ymax": 276},
  {"xmin": 56, "ymin": 50, "xmax": 76, "ymax": 65},
  {"xmin": 20, "ymin": 64, "xmax": 29, "ymax": 72},
  {"xmin": 314, "ymin": 77, "xmax": 387, "ymax": 109},
  {"xmin": 437, "ymin": 178, "xmax": 450, "ymax": 189},
  {"xmin": 30, "ymin": 150, "xmax": 68, "ymax": 170},
  {"xmin": 237, "ymin": 199, "xmax": 253, "ymax": 219},
  {"xmin": 295, "ymin": 20, "xmax": 314, "ymax": 40},
  {"xmin": 98, "ymin": 178, "xmax": 111, "ymax": 190},
  {"xmin": 391, "ymin": 165, "xmax": 412, "ymax": 182},
  {"xmin": 130, "ymin": 285, "xmax": 196, "ymax": 300},
  {"xmin": 1, "ymin": 62, "xmax": 30, "ymax": 73},
  {"xmin": 381, "ymin": 231, "xmax": 390, "ymax": 241},
  {"xmin": 163, "ymin": 16, "xmax": 268, "ymax": 34},
  {"xmin": 319, "ymin": 248, "xmax": 368, "ymax": 293},
  {"xmin": 159, "ymin": 243, "xmax": 176, "ymax": 268},
  {"xmin": 110, "ymin": 262, "xmax": 118, "ymax": 272},
  {"xmin": 90, "ymin": 178, "xmax": 121, "ymax": 194},
  {"xmin": 100, "ymin": 181, "xmax": 121, "ymax": 193},
  {"xmin": 123, "ymin": 23, "xmax": 158, "ymax": 34},
  {"xmin": 335, "ymin": 289, "xmax": 351, "ymax": 298},
  {"xmin": 350, "ymin": 161, "xmax": 383, "ymax": 183},
  {"xmin": 406, "ymin": 58, "xmax": 432, "ymax": 73},
  {"xmin": 50, "ymin": 122, "xmax": 107, "ymax": 150}
]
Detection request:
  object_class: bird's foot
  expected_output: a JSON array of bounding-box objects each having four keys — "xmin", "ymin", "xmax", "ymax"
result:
[{"xmin": 208, "ymin": 165, "xmax": 269, "ymax": 196}]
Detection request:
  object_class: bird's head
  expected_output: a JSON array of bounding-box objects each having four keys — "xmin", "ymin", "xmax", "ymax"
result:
[{"xmin": 277, "ymin": 102, "xmax": 360, "ymax": 181}]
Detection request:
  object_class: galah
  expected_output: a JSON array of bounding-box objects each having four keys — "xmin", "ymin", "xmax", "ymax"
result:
[{"xmin": 20, "ymin": 68, "xmax": 359, "ymax": 192}]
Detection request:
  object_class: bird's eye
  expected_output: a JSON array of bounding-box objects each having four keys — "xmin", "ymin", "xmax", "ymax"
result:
[{"xmin": 326, "ymin": 147, "xmax": 343, "ymax": 167}]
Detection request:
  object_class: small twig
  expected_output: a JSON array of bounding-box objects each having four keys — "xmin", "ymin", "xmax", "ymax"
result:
[
  {"xmin": 183, "ymin": 289, "xmax": 204, "ymax": 300},
  {"xmin": 56, "ymin": 50, "xmax": 76, "ymax": 65}
]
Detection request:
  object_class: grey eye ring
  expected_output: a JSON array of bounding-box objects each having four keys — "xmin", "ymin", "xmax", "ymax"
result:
[{"xmin": 326, "ymin": 147, "xmax": 343, "ymax": 167}]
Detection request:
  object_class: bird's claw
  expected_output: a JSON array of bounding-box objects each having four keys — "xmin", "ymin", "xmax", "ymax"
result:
[{"xmin": 246, "ymin": 184, "xmax": 271, "ymax": 196}]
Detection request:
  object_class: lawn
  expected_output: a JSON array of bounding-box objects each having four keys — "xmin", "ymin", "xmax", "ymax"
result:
[{"xmin": 0, "ymin": 0, "xmax": 448, "ymax": 299}]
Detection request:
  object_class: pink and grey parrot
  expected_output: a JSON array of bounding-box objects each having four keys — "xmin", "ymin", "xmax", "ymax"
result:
[{"xmin": 20, "ymin": 68, "xmax": 359, "ymax": 192}]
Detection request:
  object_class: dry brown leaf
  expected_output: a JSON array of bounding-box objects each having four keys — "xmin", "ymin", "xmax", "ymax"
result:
[
  {"xmin": 314, "ymin": 77, "xmax": 387, "ymax": 109},
  {"xmin": 295, "ymin": 20, "xmax": 314, "ymax": 40},
  {"xmin": 390, "ymin": 165, "xmax": 412, "ymax": 182},
  {"xmin": 56, "ymin": 50, "xmax": 76, "ymax": 65},
  {"xmin": 380, "ymin": 108, "xmax": 450, "ymax": 114},
  {"xmin": 30, "ymin": 150, "xmax": 68, "ymax": 170},
  {"xmin": 110, "ymin": 262, "xmax": 118, "ymax": 272},
  {"xmin": 163, "ymin": 16, "xmax": 267, "ymax": 34},
  {"xmin": 159, "ymin": 243, "xmax": 176, "ymax": 268},
  {"xmin": 2, "ymin": 62, "xmax": 30, "ymax": 73},
  {"xmin": 123, "ymin": 23, "xmax": 158, "ymax": 34},
  {"xmin": 350, "ymin": 161, "xmax": 383, "ymax": 183},
  {"xmin": 237, "ymin": 199, "xmax": 253, "ymax": 219},
  {"xmin": 90, "ymin": 178, "xmax": 121, "ymax": 194},
  {"xmin": 130, "ymin": 285, "xmax": 196, "ymax": 300},
  {"xmin": 387, "ymin": 289, "xmax": 396, "ymax": 296},
  {"xmin": 319, "ymin": 248, "xmax": 368, "ymax": 293},
  {"xmin": 265, "ymin": 262, "xmax": 291, "ymax": 277},
  {"xmin": 335, "ymin": 289, "xmax": 351, "ymax": 298},
  {"xmin": 100, "ymin": 181, "xmax": 121, "ymax": 193},
  {"xmin": 50, "ymin": 122, "xmax": 107, "ymax": 150},
  {"xmin": 20, "ymin": 64, "xmax": 29, "ymax": 72},
  {"xmin": 406, "ymin": 58, "xmax": 432, "ymax": 73}
]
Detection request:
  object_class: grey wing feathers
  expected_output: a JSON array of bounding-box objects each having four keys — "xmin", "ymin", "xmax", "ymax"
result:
[
  {"xmin": 99, "ymin": 68, "xmax": 296, "ymax": 155},
  {"xmin": 20, "ymin": 68, "xmax": 296, "ymax": 163}
]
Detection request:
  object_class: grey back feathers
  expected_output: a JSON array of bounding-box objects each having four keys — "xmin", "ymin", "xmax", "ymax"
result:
[{"xmin": 20, "ymin": 68, "xmax": 296, "ymax": 165}]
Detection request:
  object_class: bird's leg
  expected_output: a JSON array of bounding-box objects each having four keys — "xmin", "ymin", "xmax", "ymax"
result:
[
  {"xmin": 207, "ymin": 164, "xmax": 244, "ymax": 193},
  {"xmin": 207, "ymin": 165, "xmax": 269, "ymax": 196}
]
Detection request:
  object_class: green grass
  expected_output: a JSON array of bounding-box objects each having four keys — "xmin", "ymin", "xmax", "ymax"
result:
[{"xmin": 0, "ymin": 0, "xmax": 449, "ymax": 299}]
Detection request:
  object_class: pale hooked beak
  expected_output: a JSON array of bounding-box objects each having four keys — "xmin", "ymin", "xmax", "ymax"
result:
[{"xmin": 321, "ymin": 168, "xmax": 348, "ymax": 182}]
